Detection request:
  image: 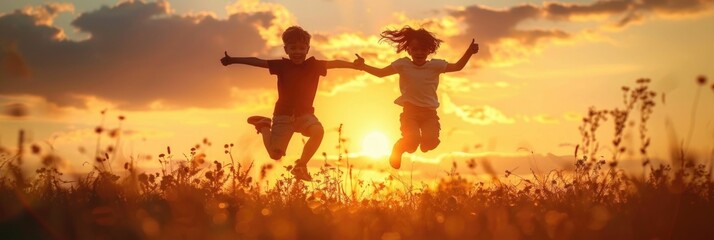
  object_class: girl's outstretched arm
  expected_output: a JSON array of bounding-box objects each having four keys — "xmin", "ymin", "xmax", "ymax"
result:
[
  {"xmin": 444, "ymin": 39, "xmax": 479, "ymax": 73},
  {"xmin": 221, "ymin": 51, "xmax": 268, "ymax": 68},
  {"xmin": 353, "ymin": 54, "xmax": 397, "ymax": 78}
]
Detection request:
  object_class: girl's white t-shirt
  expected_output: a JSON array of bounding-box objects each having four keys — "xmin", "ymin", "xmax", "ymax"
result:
[{"xmin": 390, "ymin": 57, "xmax": 448, "ymax": 110}]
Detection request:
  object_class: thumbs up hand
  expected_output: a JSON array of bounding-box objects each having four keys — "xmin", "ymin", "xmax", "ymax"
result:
[
  {"xmin": 353, "ymin": 54, "xmax": 365, "ymax": 69},
  {"xmin": 467, "ymin": 39, "xmax": 479, "ymax": 55},
  {"xmin": 221, "ymin": 51, "xmax": 232, "ymax": 66}
]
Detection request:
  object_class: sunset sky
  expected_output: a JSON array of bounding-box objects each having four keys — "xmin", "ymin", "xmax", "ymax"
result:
[{"xmin": 1, "ymin": 0, "xmax": 713, "ymax": 182}]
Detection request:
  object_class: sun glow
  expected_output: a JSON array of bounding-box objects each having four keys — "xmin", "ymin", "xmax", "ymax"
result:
[{"xmin": 360, "ymin": 131, "xmax": 391, "ymax": 159}]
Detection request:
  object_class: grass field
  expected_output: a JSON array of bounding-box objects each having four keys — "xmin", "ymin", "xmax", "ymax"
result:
[{"xmin": 1, "ymin": 78, "xmax": 713, "ymax": 240}]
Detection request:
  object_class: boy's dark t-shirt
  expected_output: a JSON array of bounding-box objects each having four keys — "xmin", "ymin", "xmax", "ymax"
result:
[{"xmin": 267, "ymin": 57, "xmax": 327, "ymax": 116}]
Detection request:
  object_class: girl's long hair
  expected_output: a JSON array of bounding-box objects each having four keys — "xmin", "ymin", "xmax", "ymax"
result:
[{"xmin": 380, "ymin": 26, "xmax": 443, "ymax": 54}]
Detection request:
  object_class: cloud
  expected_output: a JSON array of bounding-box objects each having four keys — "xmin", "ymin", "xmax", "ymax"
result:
[
  {"xmin": 447, "ymin": 0, "xmax": 714, "ymax": 65},
  {"xmin": 546, "ymin": 0, "xmax": 714, "ymax": 23},
  {"xmin": 0, "ymin": 0, "xmax": 293, "ymax": 109},
  {"xmin": 532, "ymin": 114, "xmax": 561, "ymax": 124},
  {"xmin": 440, "ymin": 93, "xmax": 515, "ymax": 125},
  {"xmin": 447, "ymin": 4, "xmax": 570, "ymax": 66},
  {"xmin": 0, "ymin": 42, "xmax": 32, "ymax": 79},
  {"xmin": 226, "ymin": 0, "xmax": 297, "ymax": 48},
  {"xmin": 18, "ymin": 3, "xmax": 75, "ymax": 26}
]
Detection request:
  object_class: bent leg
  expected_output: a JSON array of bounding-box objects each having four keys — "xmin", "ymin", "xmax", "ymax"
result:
[
  {"xmin": 295, "ymin": 115, "xmax": 324, "ymax": 166},
  {"xmin": 391, "ymin": 111, "xmax": 420, "ymax": 169},
  {"xmin": 419, "ymin": 113, "xmax": 441, "ymax": 152},
  {"xmin": 399, "ymin": 112, "xmax": 420, "ymax": 153},
  {"xmin": 268, "ymin": 116, "xmax": 294, "ymax": 160},
  {"xmin": 297, "ymin": 124, "xmax": 324, "ymax": 166}
]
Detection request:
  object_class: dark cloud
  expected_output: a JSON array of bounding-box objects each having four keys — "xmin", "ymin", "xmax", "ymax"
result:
[
  {"xmin": 449, "ymin": 5, "xmax": 571, "ymax": 62},
  {"xmin": 448, "ymin": 0, "xmax": 713, "ymax": 61},
  {"xmin": 544, "ymin": 0, "xmax": 714, "ymax": 25},
  {"xmin": 545, "ymin": 0, "xmax": 632, "ymax": 20},
  {"xmin": 0, "ymin": 42, "xmax": 32, "ymax": 79},
  {"xmin": 0, "ymin": 1, "xmax": 280, "ymax": 109}
]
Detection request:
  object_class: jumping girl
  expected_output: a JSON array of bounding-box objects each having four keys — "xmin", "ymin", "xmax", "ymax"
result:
[{"xmin": 354, "ymin": 26, "xmax": 479, "ymax": 169}]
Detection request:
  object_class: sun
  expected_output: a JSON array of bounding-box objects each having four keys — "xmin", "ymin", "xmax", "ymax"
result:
[{"xmin": 360, "ymin": 131, "xmax": 391, "ymax": 159}]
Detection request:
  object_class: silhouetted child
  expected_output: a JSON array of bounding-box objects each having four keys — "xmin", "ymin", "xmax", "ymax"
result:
[
  {"xmin": 354, "ymin": 26, "xmax": 479, "ymax": 169},
  {"xmin": 221, "ymin": 26, "xmax": 358, "ymax": 181}
]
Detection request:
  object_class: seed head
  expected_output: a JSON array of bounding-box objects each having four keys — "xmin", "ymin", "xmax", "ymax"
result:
[{"xmin": 31, "ymin": 144, "xmax": 41, "ymax": 154}]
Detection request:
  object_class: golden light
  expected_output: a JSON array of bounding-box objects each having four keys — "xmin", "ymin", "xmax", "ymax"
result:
[{"xmin": 360, "ymin": 131, "xmax": 391, "ymax": 159}]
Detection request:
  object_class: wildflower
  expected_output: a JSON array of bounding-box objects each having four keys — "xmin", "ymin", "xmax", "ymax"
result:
[
  {"xmin": 109, "ymin": 129, "xmax": 118, "ymax": 138},
  {"xmin": 466, "ymin": 158, "xmax": 476, "ymax": 169},
  {"xmin": 95, "ymin": 126, "xmax": 103, "ymax": 134},
  {"xmin": 31, "ymin": 144, "xmax": 41, "ymax": 154},
  {"xmin": 118, "ymin": 115, "xmax": 125, "ymax": 121},
  {"xmin": 697, "ymin": 75, "xmax": 707, "ymax": 86},
  {"xmin": 166, "ymin": 146, "xmax": 171, "ymax": 155}
]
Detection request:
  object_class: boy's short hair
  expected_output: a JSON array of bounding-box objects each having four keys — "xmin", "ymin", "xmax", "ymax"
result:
[{"xmin": 282, "ymin": 26, "xmax": 311, "ymax": 45}]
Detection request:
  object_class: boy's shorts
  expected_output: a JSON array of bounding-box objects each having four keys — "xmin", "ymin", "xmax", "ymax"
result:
[{"xmin": 269, "ymin": 114, "xmax": 323, "ymax": 157}]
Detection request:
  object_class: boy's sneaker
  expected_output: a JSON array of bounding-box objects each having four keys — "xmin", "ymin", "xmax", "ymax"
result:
[
  {"xmin": 290, "ymin": 164, "xmax": 313, "ymax": 181},
  {"xmin": 247, "ymin": 116, "xmax": 271, "ymax": 134},
  {"xmin": 389, "ymin": 151, "xmax": 402, "ymax": 169}
]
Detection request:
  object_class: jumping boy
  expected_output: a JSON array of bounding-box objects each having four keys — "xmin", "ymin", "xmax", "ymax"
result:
[{"xmin": 221, "ymin": 26, "xmax": 358, "ymax": 181}]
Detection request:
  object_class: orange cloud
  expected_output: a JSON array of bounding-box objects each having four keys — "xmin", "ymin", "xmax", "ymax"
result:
[
  {"xmin": 440, "ymin": 93, "xmax": 515, "ymax": 125},
  {"xmin": 226, "ymin": 0, "xmax": 297, "ymax": 48},
  {"xmin": 20, "ymin": 2, "xmax": 74, "ymax": 26}
]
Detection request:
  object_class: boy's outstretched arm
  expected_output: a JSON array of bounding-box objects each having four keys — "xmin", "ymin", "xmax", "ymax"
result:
[
  {"xmin": 444, "ymin": 39, "xmax": 479, "ymax": 73},
  {"xmin": 325, "ymin": 60, "xmax": 359, "ymax": 69},
  {"xmin": 221, "ymin": 51, "xmax": 268, "ymax": 68},
  {"xmin": 353, "ymin": 54, "xmax": 397, "ymax": 78}
]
